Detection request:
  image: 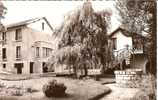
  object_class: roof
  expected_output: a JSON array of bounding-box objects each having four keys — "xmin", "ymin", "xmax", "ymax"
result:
[
  {"xmin": 6, "ymin": 17, "xmax": 53, "ymax": 32},
  {"xmin": 108, "ymin": 27, "xmax": 146, "ymax": 39}
]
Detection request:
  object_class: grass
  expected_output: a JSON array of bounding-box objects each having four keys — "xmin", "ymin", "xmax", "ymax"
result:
[{"xmin": 0, "ymin": 77, "xmax": 111, "ymax": 100}]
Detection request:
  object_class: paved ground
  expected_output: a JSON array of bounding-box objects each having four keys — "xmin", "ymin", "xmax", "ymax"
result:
[{"xmin": 100, "ymin": 84, "xmax": 140, "ymax": 100}]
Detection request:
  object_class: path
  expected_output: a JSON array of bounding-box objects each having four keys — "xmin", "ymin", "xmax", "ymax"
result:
[{"xmin": 100, "ymin": 84, "xmax": 140, "ymax": 100}]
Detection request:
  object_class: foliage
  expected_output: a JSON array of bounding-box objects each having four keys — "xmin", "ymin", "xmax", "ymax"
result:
[
  {"xmin": 115, "ymin": 0, "xmax": 157, "ymax": 75},
  {"xmin": 133, "ymin": 74, "xmax": 156, "ymax": 100},
  {"xmin": 42, "ymin": 79, "xmax": 67, "ymax": 97},
  {"xmin": 48, "ymin": 1, "xmax": 113, "ymax": 76},
  {"xmin": 0, "ymin": 1, "xmax": 7, "ymax": 20}
]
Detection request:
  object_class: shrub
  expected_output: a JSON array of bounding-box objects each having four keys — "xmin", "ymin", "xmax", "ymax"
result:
[
  {"xmin": 42, "ymin": 79, "xmax": 67, "ymax": 97},
  {"xmin": 133, "ymin": 74, "xmax": 156, "ymax": 100}
]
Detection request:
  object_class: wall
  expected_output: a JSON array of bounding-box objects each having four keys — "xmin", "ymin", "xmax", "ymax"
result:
[
  {"xmin": 112, "ymin": 31, "xmax": 132, "ymax": 51},
  {"xmin": 23, "ymin": 27, "xmax": 53, "ymax": 74},
  {"xmin": 0, "ymin": 25, "xmax": 54, "ymax": 74},
  {"xmin": 0, "ymin": 26, "xmax": 28, "ymax": 74},
  {"xmin": 27, "ymin": 19, "xmax": 53, "ymax": 35},
  {"xmin": 114, "ymin": 69, "xmax": 142, "ymax": 88}
]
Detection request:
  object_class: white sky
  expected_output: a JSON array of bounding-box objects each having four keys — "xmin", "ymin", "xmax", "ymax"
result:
[{"xmin": 2, "ymin": 1, "xmax": 120, "ymax": 32}]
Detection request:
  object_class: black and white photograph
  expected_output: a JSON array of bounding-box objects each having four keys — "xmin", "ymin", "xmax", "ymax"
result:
[{"xmin": 0, "ymin": 0, "xmax": 156, "ymax": 100}]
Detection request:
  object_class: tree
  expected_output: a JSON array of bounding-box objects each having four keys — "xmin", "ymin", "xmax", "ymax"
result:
[
  {"xmin": 115, "ymin": 0, "xmax": 157, "ymax": 75},
  {"xmin": 0, "ymin": 1, "xmax": 7, "ymax": 32},
  {"xmin": 48, "ymin": 1, "xmax": 113, "ymax": 77},
  {"xmin": 0, "ymin": 1, "xmax": 7, "ymax": 23}
]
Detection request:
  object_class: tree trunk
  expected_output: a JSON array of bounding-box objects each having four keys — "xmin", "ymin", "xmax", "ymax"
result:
[{"xmin": 83, "ymin": 64, "xmax": 88, "ymax": 76}]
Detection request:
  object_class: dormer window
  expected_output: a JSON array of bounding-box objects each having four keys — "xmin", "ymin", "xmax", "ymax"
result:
[{"xmin": 15, "ymin": 28, "xmax": 22, "ymax": 41}]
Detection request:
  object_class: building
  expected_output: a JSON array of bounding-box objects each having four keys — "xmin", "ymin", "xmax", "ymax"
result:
[
  {"xmin": 109, "ymin": 27, "xmax": 148, "ymax": 73},
  {"xmin": 0, "ymin": 17, "xmax": 54, "ymax": 74}
]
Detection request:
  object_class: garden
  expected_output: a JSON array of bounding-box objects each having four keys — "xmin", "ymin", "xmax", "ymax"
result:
[{"xmin": 0, "ymin": 76, "xmax": 111, "ymax": 100}]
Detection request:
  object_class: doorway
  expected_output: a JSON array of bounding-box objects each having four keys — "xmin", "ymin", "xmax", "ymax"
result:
[
  {"xmin": 42, "ymin": 62, "xmax": 48, "ymax": 73},
  {"xmin": 15, "ymin": 63, "xmax": 23, "ymax": 74},
  {"xmin": 30, "ymin": 62, "xmax": 34, "ymax": 73}
]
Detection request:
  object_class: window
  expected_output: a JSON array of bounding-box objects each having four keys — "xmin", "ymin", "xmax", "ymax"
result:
[
  {"xmin": 14, "ymin": 63, "xmax": 23, "ymax": 74},
  {"xmin": 36, "ymin": 47, "xmax": 40, "ymax": 57},
  {"xmin": 112, "ymin": 38, "xmax": 117, "ymax": 50},
  {"xmin": 43, "ymin": 47, "xmax": 52, "ymax": 57},
  {"xmin": 2, "ymin": 48, "xmax": 6, "ymax": 60},
  {"xmin": 15, "ymin": 28, "xmax": 22, "ymax": 41},
  {"xmin": 16, "ymin": 46, "xmax": 21, "ymax": 59},
  {"xmin": 43, "ymin": 47, "xmax": 46, "ymax": 57},
  {"xmin": 42, "ymin": 22, "xmax": 44, "ymax": 30},
  {"xmin": 3, "ymin": 64, "xmax": 6, "ymax": 68},
  {"xmin": 2, "ymin": 32, "xmax": 6, "ymax": 41},
  {"xmin": 46, "ymin": 48, "xmax": 49, "ymax": 56}
]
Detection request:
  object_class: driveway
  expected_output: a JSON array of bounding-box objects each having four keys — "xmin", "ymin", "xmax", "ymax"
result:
[{"xmin": 100, "ymin": 84, "xmax": 140, "ymax": 100}]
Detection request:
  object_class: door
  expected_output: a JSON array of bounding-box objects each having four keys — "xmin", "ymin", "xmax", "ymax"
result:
[
  {"xmin": 30, "ymin": 62, "xmax": 34, "ymax": 73},
  {"xmin": 43, "ymin": 62, "xmax": 48, "ymax": 73},
  {"xmin": 15, "ymin": 63, "xmax": 23, "ymax": 74}
]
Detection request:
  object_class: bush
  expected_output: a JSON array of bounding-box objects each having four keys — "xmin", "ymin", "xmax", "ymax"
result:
[
  {"xmin": 42, "ymin": 79, "xmax": 67, "ymax": 97},
  {"xmin": 133, "ymin": 74, "xmax": 156, "ymax": 100}
]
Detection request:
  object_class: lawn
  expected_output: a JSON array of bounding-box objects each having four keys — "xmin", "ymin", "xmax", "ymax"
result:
[{"xmin": 0, "ymin": 77, "xmax": 110, "ymax": 100}]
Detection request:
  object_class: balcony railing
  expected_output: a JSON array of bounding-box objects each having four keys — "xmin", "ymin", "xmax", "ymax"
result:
[{"xmin": 133, "ymin": 49, "xmax": 143, "ymax": 54}]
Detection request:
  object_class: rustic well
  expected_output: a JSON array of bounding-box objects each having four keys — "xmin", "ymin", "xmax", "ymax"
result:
[{"xmin": 114, "ymin": 69, "xmax": 142, "ymax": 88}]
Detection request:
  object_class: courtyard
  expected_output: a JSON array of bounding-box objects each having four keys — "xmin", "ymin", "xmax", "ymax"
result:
[
  {"xmin": 0, "ymin": 74, "xmax": 111, "ymax": 100},
  {"xmin": 0, "ymin": 73, "xmax": 153, "ymax": 100}
]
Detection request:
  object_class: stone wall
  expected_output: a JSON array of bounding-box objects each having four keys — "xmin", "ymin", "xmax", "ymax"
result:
[{"xmin": 114, "ymin": 69, "xmax": 142, "ymax": 88}]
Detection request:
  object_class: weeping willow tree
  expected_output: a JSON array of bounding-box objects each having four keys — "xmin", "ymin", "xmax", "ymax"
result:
[{"xmin": 48, "ymin": 1, "xmax": 113, "ymax": 77}]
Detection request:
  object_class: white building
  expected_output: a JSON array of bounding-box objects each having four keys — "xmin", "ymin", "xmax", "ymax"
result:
[
  {"xmin": 0, "ymin": 17, "xmax": 54, "ymax": 74},
  {"xmin": 109, "ymin": 27, "xmax": 148, "ymax": 73}
]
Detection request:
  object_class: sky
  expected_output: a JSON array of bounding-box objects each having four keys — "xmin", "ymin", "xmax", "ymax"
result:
[{"xmin": 2, "ymin": 1, "xmax": 120, "ymax": 33}]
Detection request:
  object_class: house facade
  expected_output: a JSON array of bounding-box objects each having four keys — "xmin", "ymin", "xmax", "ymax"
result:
[
  {"xmin": 109, "ymin": 27, "xmax": 148, "ymax": 73},
  {"xmin": 0, "ymin": 17, "xmax": 54, "ymax": 74}
]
